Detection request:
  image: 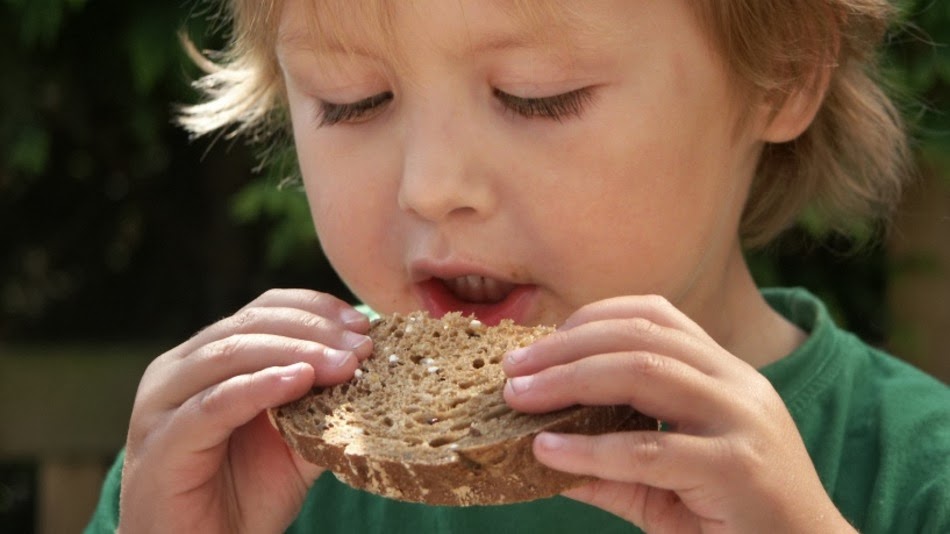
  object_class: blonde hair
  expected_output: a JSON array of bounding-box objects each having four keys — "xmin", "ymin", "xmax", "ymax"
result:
[{"xmin": 179, "ymin": 0, "xmax": 912, "ymax": 247}]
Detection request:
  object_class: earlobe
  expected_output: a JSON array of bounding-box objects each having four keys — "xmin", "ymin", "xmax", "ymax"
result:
[{"xmin": 759, "ymin": 62, "xmax": 834, "ymax": 144}]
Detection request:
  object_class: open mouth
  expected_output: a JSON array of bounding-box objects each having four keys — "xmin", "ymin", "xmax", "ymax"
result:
[
  {"xmin": 415, "ymin": 277, "xmax": 535, "ymax": 326},
  {"xmin": 441, "ymin": 275, "xmax": 516, "ymax": 304}
]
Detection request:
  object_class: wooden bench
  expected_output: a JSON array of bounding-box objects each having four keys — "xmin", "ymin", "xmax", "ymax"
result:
[{"xmin": 0, "ymin": 345, "xmax": 157, "ymax": 534}]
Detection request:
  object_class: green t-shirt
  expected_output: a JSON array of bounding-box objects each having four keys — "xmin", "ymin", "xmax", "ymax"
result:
[{"xmin": 86, "ymin": 288, "xmax": 950, "ymax": 533}]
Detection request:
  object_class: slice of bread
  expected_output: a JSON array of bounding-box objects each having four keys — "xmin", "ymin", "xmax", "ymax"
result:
[{"xmin": 271, "ymin": 311, "xmax": 657, "ymax": 506}]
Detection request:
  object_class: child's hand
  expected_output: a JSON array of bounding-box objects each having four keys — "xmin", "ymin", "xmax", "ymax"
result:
[
  {"xmin": 503, "ymin": 296, "xmax": 854, "ymax": 534},
  {"xmin": 118, "ymin": 289, "xmax": 372, "ymax": 534}
]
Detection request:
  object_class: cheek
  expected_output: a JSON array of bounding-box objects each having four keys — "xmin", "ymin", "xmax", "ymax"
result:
[{"xmin": 293, "ymin": 129, "xmax": 403, "ymax": 297}]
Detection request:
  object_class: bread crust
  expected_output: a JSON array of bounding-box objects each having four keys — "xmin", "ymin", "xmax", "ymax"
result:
[
  {"xmin": 271, "ymin": 312, "xmax": 658, "ymax": 506},
  {"xmin": 277, "ymin": 404, "xmax": 655, "ymax": 505}
]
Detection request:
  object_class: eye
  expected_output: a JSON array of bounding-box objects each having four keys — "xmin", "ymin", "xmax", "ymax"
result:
[
  {"xmin": 493, "ymin": 87, "xmax": 596, "ymax": 121},
  {"xmin": 318, "ymin": 91, "xmax": 393, "ymax": 127}
]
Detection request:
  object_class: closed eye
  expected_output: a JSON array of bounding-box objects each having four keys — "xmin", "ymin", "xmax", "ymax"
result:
[
  {"xmin": 493, "ymin": 87, "xmax": 596, "ymax": 121},
  {"xmin": 318, "ymin": 91, "xmax": 393, "ymax": 127}
]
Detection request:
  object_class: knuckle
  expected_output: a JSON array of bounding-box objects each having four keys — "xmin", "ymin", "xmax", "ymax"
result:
[
  {"xmin": 621, "ymin": 351, "xmax": 667, "ymax": 380},
  {"xmin": 202, "ymin": 335, "xmax": 247, "ymax": 365},
  {"xmin": 197, "ymin": 377, "xmax": 241, "ymax": 416},
  {"xmin": 300, "ymin": 312, "xmax": 330, "ymax": 332},
  {"xmin": 627, "ymin": 316, "xmax": 660, "ymax": 338},
  {"xmin": 627, "ymin": 431, "xmax": 665, "ymax": 469},
  {"xmin": 261, "ymin": 287, "xmax": 290, "ymax": 300},
  {"xmin": 642, "ymin": 294, "xmax": 673, "ymax": 312},
  {"xmin": 303, "ymin": 289, "xmax": 331, "ymax": 306},
  {"xmin": 230, "ymin": 307, "xmax": 263, "ymax": 331},
  {"xmin": 743, "ymin": 372, "xmax": 783, "ymax": 415},
  {"xmin": 724, "ymin": 436, "xmax": 768, "ymax": 478}
]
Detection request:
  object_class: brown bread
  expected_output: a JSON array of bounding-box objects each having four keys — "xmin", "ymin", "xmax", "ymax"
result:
[{"xmin": 271, "ymin": 311, "xmax": 657, "ymax": 506}]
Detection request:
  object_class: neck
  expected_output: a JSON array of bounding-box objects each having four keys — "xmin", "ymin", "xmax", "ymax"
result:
[{"xmin": 686, "ymin": 244, "xmax": 807, "ymax": 369}]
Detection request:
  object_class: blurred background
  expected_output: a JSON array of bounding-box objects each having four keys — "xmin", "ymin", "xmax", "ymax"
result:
[{"xmin": 0, "ymin": 0, "xmax": 947, "ymax": 532}]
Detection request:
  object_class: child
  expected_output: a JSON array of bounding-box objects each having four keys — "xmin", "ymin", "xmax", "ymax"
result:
[{"xmin": 88, "ymin": 0, "xmax": 949, "ymax": 532}]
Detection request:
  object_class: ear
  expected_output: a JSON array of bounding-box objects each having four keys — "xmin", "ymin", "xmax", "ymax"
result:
[{"xmin": 759, "ymin": 62, "xmax": 834, "ymax": 143}]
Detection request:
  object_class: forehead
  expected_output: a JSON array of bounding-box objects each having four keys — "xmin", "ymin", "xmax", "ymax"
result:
[{"xmin": 275, "ymin": 0, "xmax": 595, "ymax": 61}]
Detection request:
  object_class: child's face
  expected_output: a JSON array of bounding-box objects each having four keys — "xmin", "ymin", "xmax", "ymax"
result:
[{"xmin": 278, "ymin": 0, "xmax": 765, "ymax": 326}]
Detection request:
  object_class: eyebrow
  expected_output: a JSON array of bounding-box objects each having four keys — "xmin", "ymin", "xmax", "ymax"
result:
[{"xmin": 277, "ymin": 28, "xmax": 553, "ymax": 61}]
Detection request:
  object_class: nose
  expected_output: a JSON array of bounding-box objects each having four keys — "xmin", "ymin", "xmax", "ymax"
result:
[{"xmin": 397, "ymin": 108, "xmax": 495, "ymax": 222}]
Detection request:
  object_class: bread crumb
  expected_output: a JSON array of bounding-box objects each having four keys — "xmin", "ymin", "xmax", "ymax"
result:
[
  {"xmin": 388, "ymin": 354, "xmax": 400, "ymax": 364},
  {"xmin": 427, "ymin": 366, "xmax": 440, "ymax": 374},
  {"xmin": 354, "ymin": 369, "xmax": 364, "ymax": 378},
  {"xmin": 421, "ymin": 358, "xmax": 435, "ymax": 366}
]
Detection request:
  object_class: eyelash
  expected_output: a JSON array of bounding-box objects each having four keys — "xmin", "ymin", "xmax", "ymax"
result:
[
  {"xmin": 318, "ymin": 92, "xmax": 393, "ymax": 127},
  {"xmin": 493, "ymin": 88, "xmax": 595, "ymax": 122},
  {"xmin": 316, "ymin": 87, "xmax": 595, "ymax": 127}
]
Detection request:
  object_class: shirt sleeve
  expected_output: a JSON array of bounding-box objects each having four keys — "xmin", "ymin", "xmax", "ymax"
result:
[{"xmin": 83, "ymin": 450, "xmax": 124, "ymax": 534}]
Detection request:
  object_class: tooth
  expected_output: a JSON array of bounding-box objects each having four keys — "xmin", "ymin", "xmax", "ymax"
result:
[
  {"xmin": 483, "ymin": 277, "xmax": 499, "ymax": 300},
  {"xmin": 465, "ymin": 274, "xmax": 485, "ymax": 302},
  {"xmin": 442, "ymin": 275, "xmax": 515, "ymax": 303}
]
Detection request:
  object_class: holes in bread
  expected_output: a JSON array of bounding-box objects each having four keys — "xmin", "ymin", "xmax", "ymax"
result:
[
  {"xmin": 450, "ymin": 420, "xmax": 472, "ymax": 432},
  {"xmin": 310, "ymin": 400, "xmax": 333, "ymax": 416},
  {"xmin": 428, "ymin": 436, "xmax": 457, "ymax": 448},
  {"xmin": 480, "ymin": 384, "xmax": 502, "ymax": 395},
  {"xmin": 481, "ymin": 405, "xmax": 511, "ymax": 421},
  {"xmin": 472, "ymin": 358, "xmax": 485, "ymax": 369},
  {"xmin": 382, "ymin": 416, "xmax": 394, "ymax": 427}
]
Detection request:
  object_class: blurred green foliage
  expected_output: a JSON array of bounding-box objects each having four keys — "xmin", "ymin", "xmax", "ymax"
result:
[
  {"xmin": 0, "ymin": 0, "xmax": 344, "ymax": 343},
  {"xmin": 887, "ymin": 0, "xmax": 950, "ymax": 176}
]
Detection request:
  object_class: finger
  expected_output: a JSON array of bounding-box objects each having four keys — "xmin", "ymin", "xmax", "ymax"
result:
[
  {"xmin": 240, "ymin": 411, "xmax": 327, "ymax": 487},
  {"xmin": 562, "ymin": 481, "xmax": 699, "ymax": 533},
  {"xmin": 157, "ymin": 334, "xmax": 361, "ymax": 406},
  {"xmin": 169, "ymin": 289, "xmax": 369, "ymax": 360},
  {"xmin": 504, "ymin": 317, "xmax": 724, "ymax": 378},
  {"xmin": 561, "ymin": 295, "xmax": 711, "ymax": 340},
  {"xmin": 241, "ymin": 288, "xmax": 370, "ymax": 330},
  {"xmin": 533, "ymin": 430, "xmax": 717, "ymax": 492},
  {"xmin": 171, "ymin": 362, "xmax": 317, "ymax": 456},
  {"xmin": 178, "ymin": 307, "xmax": 373, "ymax": 361},
  {"xmin": 504, "ymin": 351, "xmax": 731, "ymax": 426}
]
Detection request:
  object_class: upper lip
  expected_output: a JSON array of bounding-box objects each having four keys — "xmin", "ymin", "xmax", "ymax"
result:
[{"xmin": 408, "ymin": 257, "xmax": 522, "ymax": 285}]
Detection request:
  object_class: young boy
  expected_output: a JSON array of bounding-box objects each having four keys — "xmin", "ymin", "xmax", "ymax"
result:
[{"xmin": 88, "ymin": 0, "xmax": 949, "ymax": 532}]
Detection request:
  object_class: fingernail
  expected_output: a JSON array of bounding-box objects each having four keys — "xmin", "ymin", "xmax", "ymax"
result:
[
  {"xmin": 326, "ymin": 349, "xmax": 354, "ymax": 368},
  {"xmin": 536, "ymin": 432, "xmax": 567, "ymax": 451},
  {"xmin": 343, "ymin": 331, "xmax": 371, "ymax": 351},
  {"xmin": 506, "ymin": 348, "xmax": 528, "ymax": 365},
  {"xmin": 341, "ymin": 308, "xmax": 368, "ymax": 327},
  {"xmin": 279, "ymin": 362, "xmax": 308, "ymax": 381},
  {"xmin": 507, "ymin": 375, "xmax": 533, "ymax": 395}
]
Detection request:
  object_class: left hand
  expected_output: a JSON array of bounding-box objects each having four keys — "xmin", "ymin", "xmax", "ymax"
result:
[{"xmin": 502, "ymin": 295, "xmax": 854, "ymax": 534}]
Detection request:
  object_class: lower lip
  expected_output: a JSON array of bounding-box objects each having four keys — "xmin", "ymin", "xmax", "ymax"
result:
[{"xmin": 414, "ymin": 279, "xmax": 537, "ymax": 326}]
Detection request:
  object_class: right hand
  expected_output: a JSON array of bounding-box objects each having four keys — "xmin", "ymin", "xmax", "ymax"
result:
[{"xmin": 118, "ymin": 289, "xmax": 373, "ymax": 534}]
